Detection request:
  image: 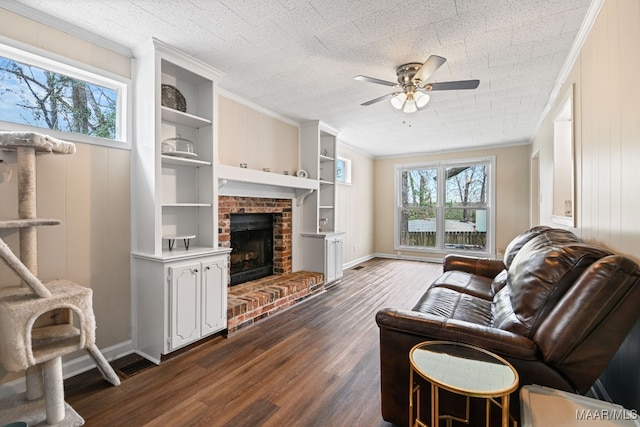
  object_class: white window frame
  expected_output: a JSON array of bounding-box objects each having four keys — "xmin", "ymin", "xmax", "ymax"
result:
[
  {"xmin": 0, "ymin": 37, "xmax": 131, "ymax": 149},
  {"xmin": 394, "ymin": 156, "xmax": 496, "ymax": 257},
  {"xmin": 336, "ymin": 155, "xmax": 352, "ymax": 185}
]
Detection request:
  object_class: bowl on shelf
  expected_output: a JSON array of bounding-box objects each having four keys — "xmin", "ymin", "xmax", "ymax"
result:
[
  {"xmin": 161, "ymin": 84, "xmax": 187, "ymax": 112},
  {"xmin": 161, "ymin": 135, "xmax": 197, "ymax": 158}
]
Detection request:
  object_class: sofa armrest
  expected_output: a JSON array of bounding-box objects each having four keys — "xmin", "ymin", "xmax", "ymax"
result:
[
  {"xmin": 376, "ymin": 308, "xmax": 537, "ymax": 360},
  {"xmin": 443, "ymin": 254, "xmax": 506, "ymax": 279}
]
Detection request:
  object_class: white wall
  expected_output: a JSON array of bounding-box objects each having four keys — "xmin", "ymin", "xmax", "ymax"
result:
[
  {"xmin": 530, "ymin": 0, "xmax": 640, "ymax": 409},
  {"xmin": 335, "ymin": 143, "xmax": 375, "ymax": 267}
]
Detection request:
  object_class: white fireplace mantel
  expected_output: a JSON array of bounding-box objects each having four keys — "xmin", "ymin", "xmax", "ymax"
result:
[{"xmin": 217, "ymin": 164, "xmax": 317, "ymax": 205}]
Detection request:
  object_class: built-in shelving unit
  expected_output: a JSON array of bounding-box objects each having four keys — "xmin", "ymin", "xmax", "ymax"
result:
[
  {"xmin": 131, "ymin": 38, "xmax": 230, "ymax": 363},
  {"xmin": 299, "ymin": 121, "xmax": 344, "ymax": 284},
  {"xmin": 300, "ymin": 120, "xmax": 339, "ymax": 233}
]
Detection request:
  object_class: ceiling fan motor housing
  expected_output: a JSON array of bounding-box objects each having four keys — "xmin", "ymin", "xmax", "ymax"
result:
[{"xmin": 396, "ymin": 62, "xmax": 423, "ymax": 87}]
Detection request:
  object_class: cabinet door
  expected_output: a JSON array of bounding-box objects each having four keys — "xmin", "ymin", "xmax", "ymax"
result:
[
  {"xmin": 333, "ymin": 237, "xmax": 344, "ymax": 280},
  {"xmin": 325, "ymin": 238, "xmax": 336, "ymax": 283},
  {"xmin": 169, "ymin": 262, "xmax": 201, "ymax": 349},
  {"xmin": 201, "ymin": 257, "xmax": 227, "ymax": 335}
]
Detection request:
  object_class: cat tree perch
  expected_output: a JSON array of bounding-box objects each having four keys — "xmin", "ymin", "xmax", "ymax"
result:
[{"xmin": 0, "ymin": 132, "xmax": 119, "ymax": 426}]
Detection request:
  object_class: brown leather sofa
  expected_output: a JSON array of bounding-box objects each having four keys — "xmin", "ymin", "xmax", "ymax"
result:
[{"xmin": 376, "ymin": 226, "xmax": 640, "ymax": 426}]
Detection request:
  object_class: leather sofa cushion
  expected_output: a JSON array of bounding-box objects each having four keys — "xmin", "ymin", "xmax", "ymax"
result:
[
  {"xmin": 493, "ymin": 230, "xmax": 612, "ymax": 338},
  {"xmin": 491, "ymin": 269, "xmax": 508, "ymax": 294},
  {"xmin": 413, "ymin": 287, "xmax": 493, "ymax": 326},
  {"xmin": 503, "ymin": 225, "xmax": 554, "ymax": 268},
  {"xmin": 429, "ymin": 270, "xmax": 494, "ymax": 300}
]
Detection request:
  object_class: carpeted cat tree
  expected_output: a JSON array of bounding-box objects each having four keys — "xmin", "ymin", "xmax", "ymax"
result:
[{"xmin": 0, "ymin": 132, "xmax": 120, "ymax": 426}]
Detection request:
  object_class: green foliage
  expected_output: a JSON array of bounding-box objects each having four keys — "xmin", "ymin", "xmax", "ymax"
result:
[{"xmin": 0, "ymin": 55, "xmax": 117, "ymax": 139}]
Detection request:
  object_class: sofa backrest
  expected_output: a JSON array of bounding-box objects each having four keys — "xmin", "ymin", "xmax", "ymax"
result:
[
  {"xmin": 503, "ymin": 225, "xmax": 553, "ymax": 268},
  {"xmin": 492, "ymin": 228, "xmax": 612, "ymax": 338},
  {"xmin": 534, "ymin": 255, "xmax": 640, "ymax": 394}
]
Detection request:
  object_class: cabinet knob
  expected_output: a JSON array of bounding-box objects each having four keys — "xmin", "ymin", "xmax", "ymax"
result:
[
  {"xmin": 192, "ymin": 269, "xmax": 199, "ymax": 274},
  {"xmin": 205, "ymin": 266, "xmax": 211, "ymax": 271}
]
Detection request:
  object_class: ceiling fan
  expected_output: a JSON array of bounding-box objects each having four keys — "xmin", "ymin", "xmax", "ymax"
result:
[{"xmin": 355, "ymin": 55, "xmax": 479, "ymax": 113}]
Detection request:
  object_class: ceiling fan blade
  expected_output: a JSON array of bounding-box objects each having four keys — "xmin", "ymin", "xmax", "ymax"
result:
[
  {"xmin": 413, "ymin": 55, "xmax": 446, "ymax": 83},
  {"xmin": 354, "ymin": 75, "xmax": 398, "ymax": 87},
  {"xmin": 425, "ymin": 80, "xmax": 480, "ymax": 91},
  {"xmin": 361, "ymin": 92, "xmax": 399, "ymax": 106}
]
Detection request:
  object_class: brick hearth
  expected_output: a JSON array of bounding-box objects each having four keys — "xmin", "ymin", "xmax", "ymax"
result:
[
  {"xmin": 219, "ymin": 196, "xmax": 325, "ymax": 332},
  {"xmin": 227, "ymin": 271, "xmax": 324, "ymax": 332}
]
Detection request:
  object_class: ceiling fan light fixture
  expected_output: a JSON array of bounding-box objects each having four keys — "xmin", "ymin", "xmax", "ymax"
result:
[
  {"xmin": 414, "ymin": 91, "xmax": 430, "ymax": 108},
  {"xmin": 403, "ymin": 93, "xmax": 417, "ymax": 113},
  {"xmin": 390, "ymin": 92, "xmax": 407, "ymax": 109}
]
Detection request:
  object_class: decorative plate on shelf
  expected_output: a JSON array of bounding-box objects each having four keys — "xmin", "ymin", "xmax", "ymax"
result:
[
  {"xmin": 161, "ymin": 84, "xmax": 187, "ymax": 112},
  {"xmin": 296, "ymin": 169, "xmax": 308, "ymax": 178},
  {"xmin": 162, "ymin": 150, "xmax": 198, "ymax": 159}
]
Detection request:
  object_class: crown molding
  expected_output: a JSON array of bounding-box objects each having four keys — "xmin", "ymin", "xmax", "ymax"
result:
[
  {"xmin": 218, "ymin": 88, "xmax": 300, "ymax": 128},
  {"xmin": 0, "ymin": 0, "xmax": 132, "ymax": 57},
  {"xmin": 531, "ymin": 0, "xmax": 605, "ymax": 140}
]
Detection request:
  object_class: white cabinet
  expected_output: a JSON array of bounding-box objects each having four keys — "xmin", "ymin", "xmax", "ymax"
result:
[
  {"xmin": 301, "ymin": 232, "xmax": 344, "ymax": 285},
  {"xmin": 325, "ymin": 234, "xmax": 344, "ymax": 283},
  {"xmin": 169, "ymin": 257, "xmax": 227, "ymax": 350},
  {"xmin": 131, "ymin": 39, "xmax": 230, "ymax": 363},
  {"xmin": 134, "ymin": 252, "xmax": 229, "ymax": 363}
]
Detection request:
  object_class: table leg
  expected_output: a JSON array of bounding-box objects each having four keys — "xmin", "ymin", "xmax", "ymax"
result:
[
  {"xmin": 409, "ymin": 368, "xmax": 414, "ymax": 427},
  {"xmin": 431, "ymin": 383, "xmax": 439, "ymax": 427},
  {"xmin": 502, "ymin": 395, "xmax": 510, "ymax": 427}
]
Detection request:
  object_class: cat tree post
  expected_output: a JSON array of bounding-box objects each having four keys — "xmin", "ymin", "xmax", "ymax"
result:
[
  {"xmin": 16, "ymin": 145, "xmax": 47, "ymax": 403},
  {"xmin": 0, "ymin": 131, "xmax": 120, "ymax": 426}
]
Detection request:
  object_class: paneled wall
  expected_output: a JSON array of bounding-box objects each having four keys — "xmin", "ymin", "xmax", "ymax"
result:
[
  {"xmin": 0, "ymin": 8, "xmax": 132, "ymax": 384},
  {"xmin": 531, "ymin": 0, "xmax": 640, "ymax": 410},
  {"xmin": 335, "ymin": 144, "xmax": 375, "ymax": 267},
  {"xmin": 217, "ymin": 95, "xmax": 299, "ymax": 174}
]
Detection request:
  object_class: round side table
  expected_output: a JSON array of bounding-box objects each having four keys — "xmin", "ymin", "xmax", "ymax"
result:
[{"xmin": 409, "ymin": 341, "xmax": 519, "ymax": 427}]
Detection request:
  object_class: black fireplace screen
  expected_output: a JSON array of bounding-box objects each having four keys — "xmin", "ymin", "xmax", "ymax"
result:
[{"xmin": 229, "ymin": 213, "xmax": 274, "ymax": 286}]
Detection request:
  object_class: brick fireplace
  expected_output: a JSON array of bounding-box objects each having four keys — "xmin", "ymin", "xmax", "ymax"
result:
[
  {"xmin": 218, "ymin": 196, "xmax": 293, "ymax": 276},
  {"xmin": 218, "ymin": 196, "xmax": 324, "ymax": 332}
]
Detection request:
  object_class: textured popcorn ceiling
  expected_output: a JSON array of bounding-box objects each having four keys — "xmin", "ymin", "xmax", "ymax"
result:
[{"xmin": 8, "ymin": 0, "xmax": 594, "ymax": 157}]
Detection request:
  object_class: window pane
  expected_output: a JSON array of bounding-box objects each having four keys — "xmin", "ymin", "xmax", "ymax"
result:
[
  {"xmin": 444, "ymin": 208, "xmax": 487, "ymax": 251},
  {"xmin": 399, "ymin": 207, "xmax": 437, "ymax": 248},
  {"xmin": 336, "ymin": 158, "xmax": 344, "ymax": 183},
  {"xmin": 0, "ymin": 55, "xmax": 118, "ymax": 139},
  {"xmin": 401, "ymin": 168, "xmax": 437, "ymax": 208},
  {"xmin": 445, "ymin": 164, "xmax": 487, "ymax": 206}
]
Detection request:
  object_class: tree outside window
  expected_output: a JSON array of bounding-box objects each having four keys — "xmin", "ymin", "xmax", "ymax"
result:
[
  {"xmin": 0, "ymin": 55, "xmax": 118, "ymax": 140},
  {"xmin": 397, "ymin": 159, "xmax": 492, "ymax": 253}
]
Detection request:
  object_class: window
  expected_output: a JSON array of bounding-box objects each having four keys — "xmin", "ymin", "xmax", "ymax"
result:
[
  {"xmin": 0, "ymin": 41, "xmax": 128, "ymax": 146},
  {"xmin": 395, "ymin": 157, "xmax": 495, "ymax": 255},
  {"xmin": 336, "ymin": 156, "xmax": 351, "ymax": 184}
]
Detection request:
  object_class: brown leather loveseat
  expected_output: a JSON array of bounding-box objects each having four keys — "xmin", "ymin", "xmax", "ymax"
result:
[{"xmin": 376, "ymin": 226, "xmax": 640, "ymax": 426}]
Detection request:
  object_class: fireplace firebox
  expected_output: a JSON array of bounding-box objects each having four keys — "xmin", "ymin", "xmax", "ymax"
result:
[{"xmin": 230, "ymin": 213, "xmax": 274, "ymax": 286}]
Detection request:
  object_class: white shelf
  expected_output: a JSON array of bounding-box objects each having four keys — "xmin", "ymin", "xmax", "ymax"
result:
[
  {"xmin": 319, "ymin": 206, "xmax": 334, "ymax": 209},
  {"xmin": 161, "ymin": 154, "xmax": 211, "ymax": 166},
  {"xmin": 217, "ymin": 164, "xmax": 318, "ymax": 191},
  {"xmin": 319, "ymin": 180, "xmax": 334, "ymax": 185},
  {"xmin": 162, "ymin": 203, "xmax": 211, "ymax": 207},
  {"xmin": 319, "ymin": 154, "xmax": 334, "ymax": 162},
  {"xmin": 161, "ymin": 106, "xmax": 211, "ymax": 128}
]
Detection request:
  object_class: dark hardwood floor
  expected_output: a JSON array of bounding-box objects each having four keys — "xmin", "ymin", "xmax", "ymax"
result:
[{"xmin": 65, "ymin": 258, "xmax": 443, "ymax": 426}]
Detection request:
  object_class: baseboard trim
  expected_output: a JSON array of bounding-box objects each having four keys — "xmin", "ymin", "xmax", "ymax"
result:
[
  {"xmin": 374, "ymin": 252, "xmax": 443, "ymax": 264},
  {"xmin": 0, "ymin": 340, "xmax": 134, "ymax": 400},
  {"xmin": 343, "ymin": 254, "xmax": 376, "ymax": 270}
]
